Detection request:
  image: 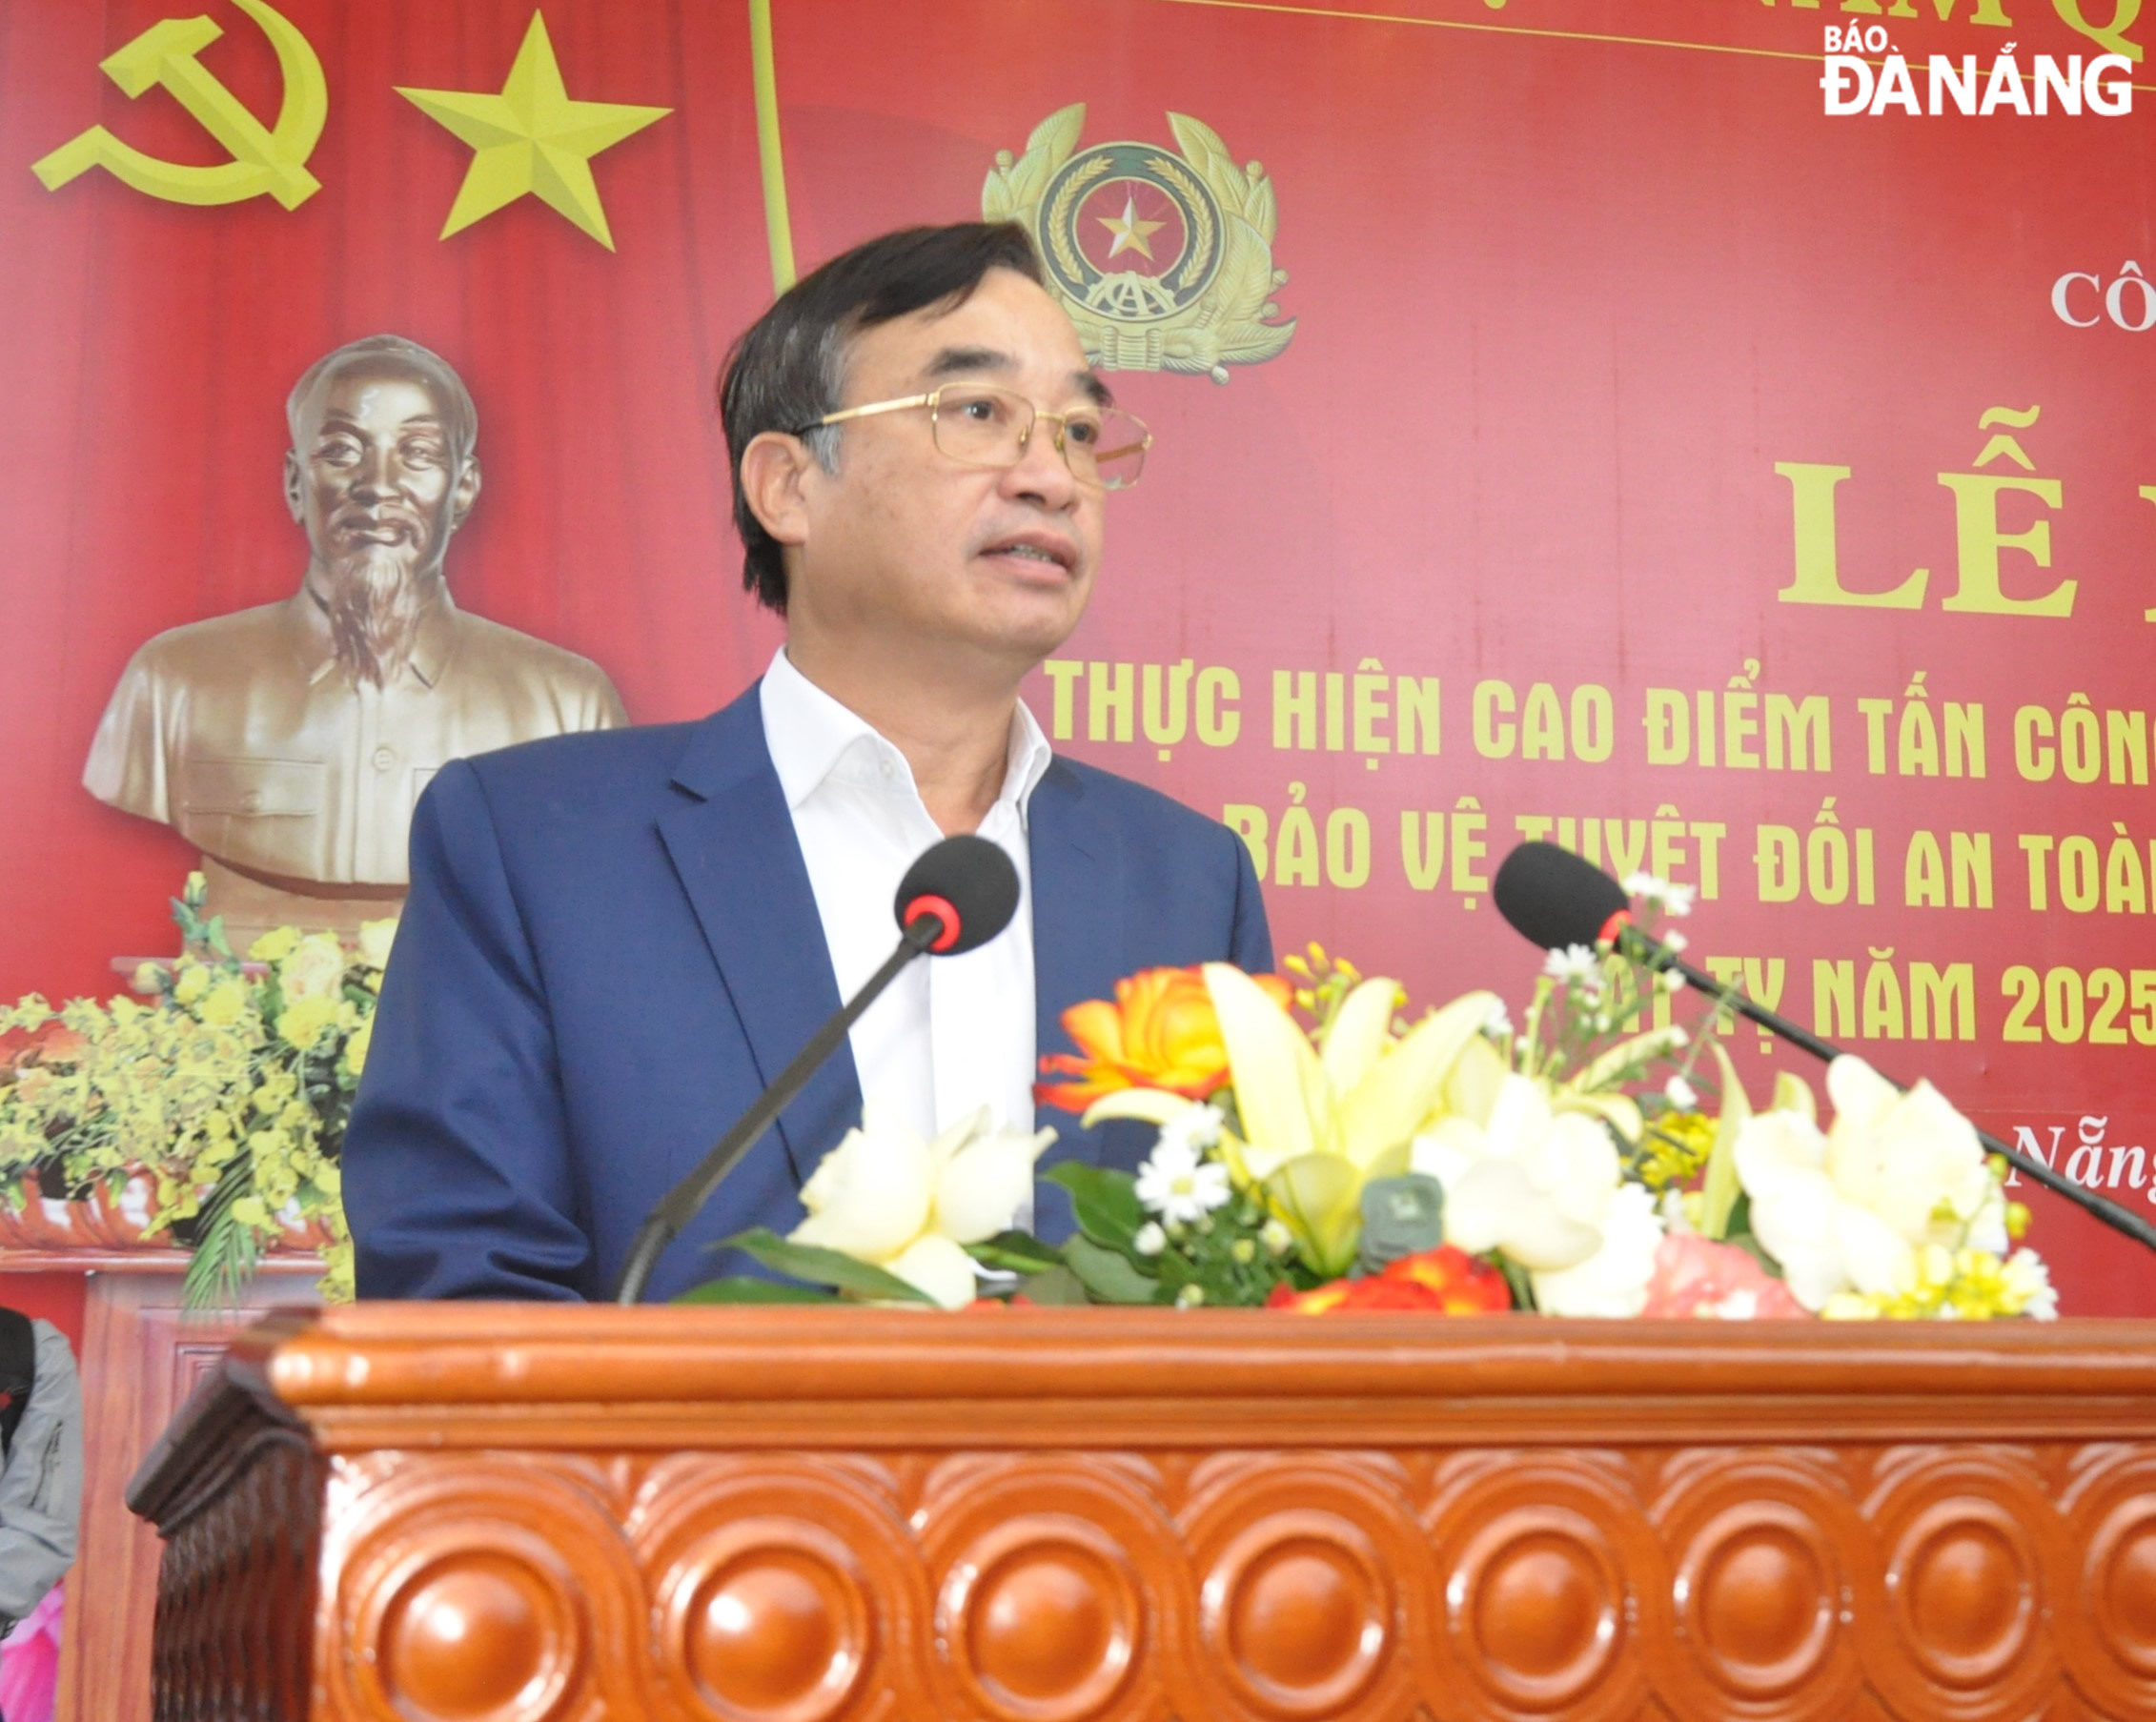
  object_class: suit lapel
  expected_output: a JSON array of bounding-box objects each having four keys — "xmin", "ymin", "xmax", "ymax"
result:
[
  {"xmin": 1029, "ymin": 760, "xmax": 1127, "ymax": 1165},
  {"xmin": 656, "ymin": 690, "xmax": 859, "ymax": 1185}
]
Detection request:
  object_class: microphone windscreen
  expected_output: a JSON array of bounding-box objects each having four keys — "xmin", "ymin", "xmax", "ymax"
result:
[
  {"xmin": 1493, "ymin": 841, "xmax": 1631, "ymax": 951},
  {"xmin": 894, "ymin": 834, "xmax": 1021, "ymax": 956}
]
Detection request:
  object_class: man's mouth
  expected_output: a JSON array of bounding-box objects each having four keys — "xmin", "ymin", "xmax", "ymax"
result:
[{"xmin": 979, "ymin": 533, "xmax": 1077, "ymax": 573}]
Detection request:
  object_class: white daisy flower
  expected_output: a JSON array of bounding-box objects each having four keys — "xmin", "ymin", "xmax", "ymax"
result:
[
  {"xmin": 1542, "ymin": 944, "xmax": 1601, "ymax": 989},
  {"xmin": 1135, "ymin": 1133, "xmax": 1231, "ymax": 1225}
]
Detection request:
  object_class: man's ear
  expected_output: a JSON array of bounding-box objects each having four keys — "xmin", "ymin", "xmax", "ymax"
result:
[
  {"xmin": 282, "ymin": 451, "xmax": 304, "ymax": 523},
  {"xmin": 450, "ymin": 456, "xmax": 482, "ymax": 529},
  {"xmin": 739, "ymin": 431, "xmax": 818, "ymax": 551}
]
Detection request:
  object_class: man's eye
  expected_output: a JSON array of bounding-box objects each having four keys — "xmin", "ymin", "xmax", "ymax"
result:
[
  {"xmin": 954, "ymin": 395, "xmax": 1008, "ymax": 425},
  {"xmin": 315, "ymin": 440, "xmax": 359, "ymax": 465},
  {"xmin": 402, "ymin": 441, "xmax": 443, "ymax": 467},
  {"xmin": 1064, "ymin": 418, "xmax": 1103, "ymax": 448}
]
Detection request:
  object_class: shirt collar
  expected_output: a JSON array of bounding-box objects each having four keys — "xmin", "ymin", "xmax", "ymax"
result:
[
  {"xmin": 760, "ymin": 646, "xmax": 1053, "ymax": 821},
  {"xmin": 281, "ymin": 579, "xmax": 460, "ymax": 690}
]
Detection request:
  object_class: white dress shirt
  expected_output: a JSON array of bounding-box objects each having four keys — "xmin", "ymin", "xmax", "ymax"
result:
[{"xmin": 759, "ymin": 647, "xmax": 1051, "ymax": 1147}]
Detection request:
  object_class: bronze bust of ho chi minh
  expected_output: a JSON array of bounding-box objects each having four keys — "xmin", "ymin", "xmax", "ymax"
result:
[{"xmin": 83, "ymin": 334, "xmax": 627, "ymax": 948}]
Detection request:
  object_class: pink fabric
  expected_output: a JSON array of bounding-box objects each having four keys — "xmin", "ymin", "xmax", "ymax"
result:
[{"xmin": 0, "ymin": 1584, "xmax": 63, "ymax": 1722}]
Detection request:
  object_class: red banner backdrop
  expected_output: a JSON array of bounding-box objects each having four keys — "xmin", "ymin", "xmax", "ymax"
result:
[{"xmin": 4, "ymin": 0, "xmax": 2155, "ymax": 1309}]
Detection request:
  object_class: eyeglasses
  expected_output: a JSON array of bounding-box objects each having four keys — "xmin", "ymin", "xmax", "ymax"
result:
[{"xmin": 793, "ymin": 384, "xmax": 1151, "ymax": 491}]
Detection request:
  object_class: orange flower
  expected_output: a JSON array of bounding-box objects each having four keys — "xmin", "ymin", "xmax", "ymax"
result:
[
  {"xmin": 0, "ymin": 1021, "xmax": 87, "ymax": 1074},
  {"xmin": 1035, "ymin": 966, "xmax": 1292, "ymax": 1113},
  {"xmin": 1267, "ymin": 1246, "xmax": 1514, "ymax": 1315}
]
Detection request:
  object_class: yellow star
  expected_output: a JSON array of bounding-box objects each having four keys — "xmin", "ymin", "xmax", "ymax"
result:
[
  {"xmin": 1097, "ymin": 193, "xmax": 1167, "ymax": 263},
  {"xmin": 397, "ymin": 11, "xmax": 669, "ymax": 250}
]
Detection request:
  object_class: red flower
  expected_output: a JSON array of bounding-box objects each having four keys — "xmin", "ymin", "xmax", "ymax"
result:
[{"xmin": 1268, "ymin": 1247, "xmax": 1514, "ymax": 1315}]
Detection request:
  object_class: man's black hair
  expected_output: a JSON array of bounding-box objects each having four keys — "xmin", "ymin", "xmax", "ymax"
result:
[{"xmin": 718, "ymin": 221, "xmax": 1047, "ymax": 614}]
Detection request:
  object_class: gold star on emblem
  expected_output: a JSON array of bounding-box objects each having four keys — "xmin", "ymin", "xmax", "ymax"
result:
[
  {"xmin": 1097, "ymin": 193, "xmax": 1166, "ymax": 262},
  {"xmin": 397, "ymin": 11, "xmax": 669, "ymax": 250}
]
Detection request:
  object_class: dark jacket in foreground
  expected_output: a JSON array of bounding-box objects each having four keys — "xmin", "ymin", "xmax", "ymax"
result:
[{"xmin": 344, "ymin": 683, "xmax": 1272, "ymax": 1303}]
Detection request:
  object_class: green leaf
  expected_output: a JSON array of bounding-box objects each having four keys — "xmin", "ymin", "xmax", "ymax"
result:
[
  {"xmin": 180, "ymin": 1154, "xmax": 264, "ymax": 1316},
  {"xmin": 1065, "ymin": 1235, "xmax": 1163, "ymax": 1305},
  {"xmin": 1013, "ymin": 1265, "xmax": 1089, "ymax": 1305},
  {"xmin": 966, "ymin": 1230, "xmax": 1066, "ymax": 1273},
  {"xmin": 713, "ymin": 1226, "xmax": 935, "ymax": 1305},
  {"xmin": 673, "ymin": 1276, "xmax": 831, "ymax": 1305},
  {"xmin": 1045, "ymin": 1163, "xmax": 1146, "ymax": 1249},
  {"xmin": 1495, "ymin": 1252, "xmax": 1536, "ymax": 1312}
]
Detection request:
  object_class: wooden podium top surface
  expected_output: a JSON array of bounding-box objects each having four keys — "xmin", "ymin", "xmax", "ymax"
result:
[{"xmin": 172, "ymin": 1305, "xmax": 2156, "ymax": 1454}]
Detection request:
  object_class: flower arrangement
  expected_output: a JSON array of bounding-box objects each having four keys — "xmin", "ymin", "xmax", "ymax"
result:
[
  {"xmin": 0, "ymin": 875, "xmax": 376, "ymax": 1307},
  {"xmin": 699, "ymin": 874, "xmax": 2053, "ymax": 1322}
]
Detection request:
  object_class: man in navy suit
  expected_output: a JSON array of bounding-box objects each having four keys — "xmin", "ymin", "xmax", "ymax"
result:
[{"xmin": 346, "ymin": 223, "xmax": 1272, "ymax": 1302}]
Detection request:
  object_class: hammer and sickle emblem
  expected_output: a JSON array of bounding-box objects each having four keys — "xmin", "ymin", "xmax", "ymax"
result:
[{"xmin": 31, "ymin": 0, "xmax": 327, "ymax": 210}]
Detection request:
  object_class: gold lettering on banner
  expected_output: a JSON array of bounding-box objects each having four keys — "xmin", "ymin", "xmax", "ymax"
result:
[
  {"xmin": 1777, "ymin": 409, "xmax": 2076, "ymax": 617},
  {"xmin": 1774, "ymin": 462, "xmax": 1929, "ymax": 609},
  {"xmin": 31, "ymin": 0, "xmax": 328, "ymax": 209}
]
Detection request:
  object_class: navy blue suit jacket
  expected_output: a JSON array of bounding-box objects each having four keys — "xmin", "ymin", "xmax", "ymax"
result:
[{"xmin": 345, "ymin": 684, "xmax": 1272, "ymax": 1302}]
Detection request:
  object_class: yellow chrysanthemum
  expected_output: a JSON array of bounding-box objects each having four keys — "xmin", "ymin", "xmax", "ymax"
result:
[
  {"xmin": 248, "ymin": 926, "xmax": 300, "ymax": 963},
  {"xmin": 1636, "ymin": 1110, "xmax": 1715, "ymax": 1192},
  {"xmin": 197, "ymin": 982, "xmax": 247, "ymax": 1027},
  {"xmin": 276, "ymin": 995, "xmax": 336, "ymax": 1051},
  {"xmin": 1820, "ymin": 1244, "xmax": 2056, "ymax": 1321}
]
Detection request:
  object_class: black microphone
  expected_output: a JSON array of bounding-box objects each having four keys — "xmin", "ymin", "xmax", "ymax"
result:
[
  {"xmin": 612, "ymin": 834, "xmax": 1021, "ymax": 1303},
  {"xmin": 1492, "ymin": 840, "xmax": 2156, "ymax": 1256}
]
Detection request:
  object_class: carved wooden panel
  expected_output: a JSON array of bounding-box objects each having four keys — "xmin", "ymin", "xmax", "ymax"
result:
[{"xmin": 130, "ymin": 1309, "xmax": 2156, "ymax": 1722}]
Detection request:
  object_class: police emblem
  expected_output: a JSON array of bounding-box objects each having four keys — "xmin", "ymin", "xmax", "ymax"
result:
[{"xmin": 984, "ymin": 105, "xmax": 1295, "ymax": 382}]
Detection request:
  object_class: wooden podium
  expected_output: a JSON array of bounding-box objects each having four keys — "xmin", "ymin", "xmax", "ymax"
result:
[{"xmin": 129, "ymin": 1307, "xmax": 2156, "ymax": 1721}]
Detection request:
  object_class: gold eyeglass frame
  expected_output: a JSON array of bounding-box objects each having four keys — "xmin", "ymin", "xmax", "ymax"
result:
[{"xmin": 793, "ymin": 384, "xmax": 1152, "ymax": 491}]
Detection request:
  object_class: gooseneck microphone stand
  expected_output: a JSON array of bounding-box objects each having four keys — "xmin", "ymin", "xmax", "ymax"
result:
[
  {"xmin": 1617, "ymin": 925, "xmax": 2156, "ymax": 1256},
  {"xmin": 612, "ymin": 914, "xmax": 943, "ymax": 1305}
]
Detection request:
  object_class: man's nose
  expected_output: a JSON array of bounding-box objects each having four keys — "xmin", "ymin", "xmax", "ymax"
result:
[{"xmin": 1001, "ymin": 415, "xmax": 1081, "ymax": 510}]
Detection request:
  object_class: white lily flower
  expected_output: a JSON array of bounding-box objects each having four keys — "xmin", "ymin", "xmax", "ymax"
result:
[
  {"xmin": 1082, "ymin": 969, "xmax": 1500, "ymax": 1278},
  {"xmin": 1532, "ymin": 1182, "xmax": 1665, "ymax": 1317},
  {"xmin": 1413, "ymin": 1071, "xmax": 1663, "ymax": 1313},
  {"xmin": 790, "ymin": 1102, "xmax": 1055, "ymax": 1307},
  {"xmin": 1733, "ymin": 1056, "xmax": 2005, "ymax": 1312}
]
